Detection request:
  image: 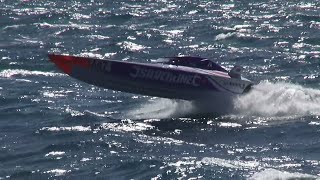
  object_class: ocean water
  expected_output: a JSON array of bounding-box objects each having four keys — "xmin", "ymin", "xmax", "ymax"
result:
[{"xmin": 1, "ymin": 0, "xmax": 320, "ymax": 179}]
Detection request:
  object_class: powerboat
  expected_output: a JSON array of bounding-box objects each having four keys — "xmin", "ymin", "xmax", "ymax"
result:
[{"xmin": 48, "ymin": 54, "xmax": 253, "ymax": 100}]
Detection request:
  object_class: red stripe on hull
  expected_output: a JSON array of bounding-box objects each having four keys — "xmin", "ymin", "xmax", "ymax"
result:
[{"xmin": 48, "ymin": 54, "xmax": 90, "ymax": 74}]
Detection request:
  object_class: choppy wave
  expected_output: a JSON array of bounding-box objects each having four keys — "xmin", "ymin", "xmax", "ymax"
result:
[
  {"xmin": 40, "ymin": 126, "xmax": 91, "ymax": 132},
  {"xmin": 0, "ymin": 69, "xmax": 65, "ymax": 78},
  {"xmin": 2, "ymin": 0, "xmax": 320, "ymax": 179},
  {"xmin": 215, "ymin": 32, "xmax": 236, "ymax": 41}
]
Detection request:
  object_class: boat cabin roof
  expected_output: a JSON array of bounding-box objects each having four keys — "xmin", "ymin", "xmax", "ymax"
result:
[{"xmin": 159, "ymin": 56, "xmax": 228, "ymax": 72}]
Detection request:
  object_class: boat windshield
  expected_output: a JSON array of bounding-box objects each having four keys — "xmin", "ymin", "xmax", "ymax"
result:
[{"xmin": 161, "ymin": 57, "xmax": 228, "ymax": 72}]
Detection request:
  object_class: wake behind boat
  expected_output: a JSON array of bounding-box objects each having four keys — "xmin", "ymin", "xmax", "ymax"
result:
[{"xmin": 48, "ymin": 54, "xmax": 253, "ymax": 100}]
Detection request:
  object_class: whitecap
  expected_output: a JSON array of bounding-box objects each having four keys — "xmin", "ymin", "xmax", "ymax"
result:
[
  {"xmin": 44, "ymin": 169, "xmax": 70, "ymax": 176},
  {"xmin": 78, "ymin": 52, "xmax": 104, "ymax": 59},
  {"xmin": 161, "ymin": 29, "xmax": 184, "ymax": 38},
  {"xmin": 309, "ymin": 121, "xmax": 320, "ymax": 126},
  {"xmin": 45, "ymin": 151, "xmax": 65, "ymax": 157},
  {"xmin": 80, "ymin": 157, "xmax": 91, "ymax": 162},
  {"xmin": 188, "ymin": 10, "xmax": 198, "ymax": 15},
  {"xmin": 217, "ymin": 122, "xmax": 242, "ymax": 128},
  {"xmin": 0, "ymin": 69, "xmax": 65, "ymax": 78},
  {"xmin": 215, "ymin": 32, "xmax": 235, "ymax": 41},
  {"xmin": 233, "ymin": 24, "xmax": 252, "ymax": 29},
  {"xmin": 101, "ymin": 120, "xmax": 154, "ymax": 132},
  {"xmin": 40, "ymin": 126, "xmax": 91, "ymax": 132},
  {"xmin": 249, "ymin": 168, "xmax": 318, "ymax": 180},
  {"xmin": 87, "ymin": 34, "xmax": 110, "ymax": 40},
  {"xmin": 65, "ymin": 107, "xmax": 85, "ymax": 117},
  {"xmin": 201, "ymin": 157, "xmax": 259, "ymax": 169},
  {"xmin": 42, "ymin": 91, "xmax": 67, "ymax": 98},
  {"xmin": 117, "ymin": 41, "xmax": 149, "ymax": 52}
]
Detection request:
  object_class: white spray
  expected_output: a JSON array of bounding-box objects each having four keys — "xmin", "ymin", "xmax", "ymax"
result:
[
  {"xmin": 126, "ymin": 81, "xmax": 320, "ymax": 119},
  {"xmin": 234, "ymin": 81, "xmax": 320, "ymax": 117},
  {"xmin": 126, "ymin": 98, "xmax": 195, "ymax": 119}
]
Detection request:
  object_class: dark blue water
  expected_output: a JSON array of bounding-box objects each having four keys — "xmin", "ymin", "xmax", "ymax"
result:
[{"xmin": 1, "ymin": 0, "xmax": 320, "ymax": 179}]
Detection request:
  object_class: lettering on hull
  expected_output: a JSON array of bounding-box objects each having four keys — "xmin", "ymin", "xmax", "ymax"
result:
[
  {"xmin": 130, "ymin": 65, "xmax": 200, "ymax": 86},
  {"xmin": 90, "ymin": 59, "xmax": 112, "ymax": 72}
]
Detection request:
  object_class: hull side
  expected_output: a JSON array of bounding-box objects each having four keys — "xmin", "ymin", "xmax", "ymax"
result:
[{"xmin": 48, "ymin": 54, "xmax": 253, "ymax": 100}]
